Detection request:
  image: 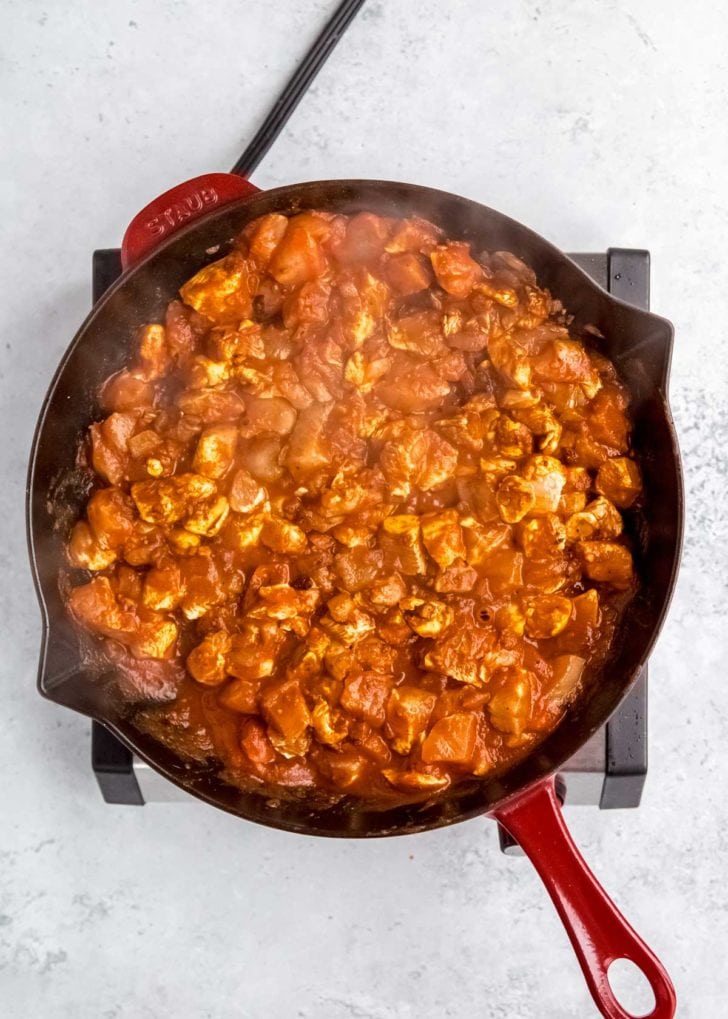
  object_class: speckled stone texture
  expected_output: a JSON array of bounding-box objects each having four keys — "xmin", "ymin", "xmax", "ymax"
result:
[{"xmin": 1, "ymin": 1, "xmax": 727, "ymax": 1016}]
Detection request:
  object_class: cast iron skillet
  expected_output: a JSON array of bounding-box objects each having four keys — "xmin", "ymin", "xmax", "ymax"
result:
[{"xmin": 27, "ymin": 175, "xmax": 683, "ymax": 1019}]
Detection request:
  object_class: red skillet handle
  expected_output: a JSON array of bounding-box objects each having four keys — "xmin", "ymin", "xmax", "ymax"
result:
[
  {"xmin": 493, "ymin": 778, "xmax": 676, "ymax": 1019},
  {"xmin": 120, "ymin": 173, "xmax": 261, "ymax": 270}
]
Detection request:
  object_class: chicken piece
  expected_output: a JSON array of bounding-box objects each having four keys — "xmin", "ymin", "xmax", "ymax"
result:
[
  {"xmin": 578, "ymin": 541, "xmax": 635, "ymax": 589},
  {"xmin": 337, "ymin": 268, "xmax": 391, "ymax": 348},
  {"xmin": 494, "ymin": 415, "xmax": 533, "ymax": 458},
  {"xmin": 382, "ymin": 768, "xmax": 450, "ymax": 793},
  {"xmin": 132, "ymin": 619, "xmax": 178, "ymax": 660},
  {"xmin": 122, "ymin": 520, "xmax": 166, "ymax": 567},
  {"xmin": 386, "ymin": 310, "xmax": 445, "ymax": 358},
  {"xmin": 67, "ymin": 521, "xmax": 117, "ymax": 571},
  {"xmin": 461, "ymin": 518, "xmax": 510, "ymax": 565},
  {"xmin": 532, "ymin": 339, "xmax": 600, "ymax": 391},
  {"xmin": 248, "ymin": 585, "xmax": 319, "ymax": 637},
  {"xmin": 366, "ymin": 572, "xmax": 407, "ymax": 608},
  {"xmin": 90, "ymin": 411, "xmax": 139, "ymax": 485},
  {"xmin": 384, "ymin": 217, "xmax": 442, "ymax": 255},
  {"xmin": 559, "ymin": 491, "xmax": 588, "ymax": 516},
  {"xmin": 131, "ymin": 473, "xmax": 216, "ymax": 526},
  {"xmin": 494, "ymin": 602, "xmax": 526, "ymax": 637},
  {"xmin": 192, "ymin": 425, "xmax": 238, "ymax": 480},
  {"xmin": 86, "ymin": 487, "xmax": 135, "ymax": 549},
  {"xmin": 228, "ymin": 468, "xmax": 267, "ymax": 514},
  {"xmin": 240, "ymin": 718, "xmax": 277, "ymax": 766},
  {"xmin": 488, "ymin": 667, "xmax": 533, "ymax": 735},
  {"xmin": 595, "ymin": 457, "xmax": 642, "ymax": 508},
  {"xmin": 484, "ymin": 548, "xmax": 524, "ymax": 597},
  {"xmin": 380, "ymin": 428, "xmax": 457, "ymax": 497},
  {"xmin": 180, "ymin": 251, "xmax": 258, "ymax": 325},
  {"xmin": 334, "ymin": 211, "xmax": 391, "ymax": 263},
  {"xmin": 385, "ymin": 686, "xmax": 436, "ymax": 755},
  {"xmin": 228, "ymin": 623, "xmax": 285, "ymax": 681},
  {"xmin": 319, "ymin": 594, "xmax": 375, "ymax": 644},
  {"xmin": 183, "ymin": 495, "xmax": 230, "ymax": 537},
  {"xmin": 261, "ymin": 676, "xmax": 311, "ymax": 758},
  {"xmin": 164, "ymin": 299, "xmax": 209, "ymax": 363},
  {"xmin": 187, "ymin": 631, "xmax": 232, "ymax": 686},
  {"xmin": 142, "ymin": 562, "xmax": 184, "ymax": 612},
  {"xmin": 178, "ymin": 553, "xmax": 224, "ymax": 620},
  {"xmin": 68, "ymin": 576, "xmax": 135, "ymax": 636},
  {"xmin": 137, "ymin": 323, "xmax": 169, "ymax": 380},
  {"xmin": 522, "ymin": 455, "xmax": 567, "ymax": 515},
  {"xmin": 268, "ymin": 224, "xmax": 327, "ymax": 286},
  {"xmin": 496, "ymin": 475, "xmax": 536, "ymax": 524},
  {"xmin": 401, "ymin": 597, "xmax": 454, "ymax": 638},
  {"xmin": 340, "ymin": 671, "xmax": 393, "ymax": 726},
  {"xmin": 334, "ymin": 547, "xmax": 384, "ymax": 593},
  {"xmin": 421, "ymin": 509, "xmax": 466, "ymax": 568},
  {"xmin": 384, "ymin": 252, "xmax": 432, "ymax": 295},
  {"xmin": 102, "ymin": 371, "xmax": 154, "ymax": 413},
  {"xmin": 524, "ymin": 594, "xmax": 573, "ymax": 638},
  {"xmin": 430, "ymin": 242, "xmax": 482, "ymax": 298},
  {"xmin": 218, "ymin": 677, "xmax": 260, "ymax": 714},
  {"xmin": 376, "ymin": 356, "xmax": 451, "ymax": 413},
  {"xmin": 177, "ymin": 387, "xmax": 246, "ymax": 424},
  {"xmin": 565, "ymin": 496, "xmax": 623, "ymax": 542},
  {"xmin": 517, "ymin": 514, "xmax": 567, "ymax": 557},
  {"xmin": 434, "ymin": 560, "xmax": 478, "ymax": 593},
  {"xmin": 512, "ymin": 402, "xmax": 562, "ymax": 455},
  {"xmin": 240, "ymin": 435, "xmax": 284, "ymax": 484},
  {"xmin": 311, "ymin": 699, "xmax": 349, "ymax": 746},
  {"xmin": 186, "ymin": 354, "xmax": 231, "ymax": 390},
  {"xmin": 260, "ymin": 517, "xmax": 307, "ymax": 554},
  {"xmin": 220, "ymin": 512, "xmax": 265, "ymax": 551},
  {"xmin": 421, "ymin": 712, "xmax": 478, "ymax": 764},
  {"xmin": 423, "ymin": 622, "xmax": 493, "ymax": 686},
  {"xmin": 379, "ymin": 515, "xmax": 427, "ymax": 575},
  {"xmin": 244, "ymin": 213, "xmax": 289, "ymax": 267},
  {"xmin": 285, "ymin": 401, "xmax": 334, "ymax": 482},
  {"xmin": 242, "ymin": 394, "xmax": 297, "ymax": 436},
  {"xmin": 344, "ymin": 347, "xmax": 394, "ymax": 393},
  {"xmin": 486, "ymin": 334, "xmax": 531, "ymax": 390}
]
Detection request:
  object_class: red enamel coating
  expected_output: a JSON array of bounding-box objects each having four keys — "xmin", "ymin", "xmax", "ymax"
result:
[
  {"xmin": 493, "ymin": 779, "xmax": 676, "ymax": 1018},
  {"xmin": 120, "ymin": 173, "xmax": 260, "ymax": 269}
]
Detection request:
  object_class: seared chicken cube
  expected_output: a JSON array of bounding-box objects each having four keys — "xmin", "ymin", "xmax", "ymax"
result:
[
  {"xmin": 386, "ymin": 310, "xmax": 445, "ymax": 358},
  {"xmin": 228, "ymin": 468, "xmax": 267, "ymax": 514},
  {"xmin": 142, "ymin": 562, "xmax": 184, "ymax": 612},
  {"xmin": 522, "ymin": 455, "xmax": 567, "ymax": 514},
  {"xmin": 517, "ymin": 514, "xmax": 567, "ymax": 557},
  {"xmin": 245, "ymin": 212, "xmax": 289, "ymax": 267},
  {"xmin": 131, "ymin": 474, "xmax": 217, "ymax": 526},
  {"xmin": 382, "ymin": 768, "xmax": 450, "ymax": 793},
  {"xmin": 578, "ymin": 541, "xmax": 635, "ymax": 589},
  {"xmin": 187, "ymin": 630, "xmax": 232, "ymax": 686},
  {"xmin": 311, "ymin": 699, "xmax": 349, "ymax": 746},
  {"xmin": 380, "ymin": 515, "xmax": 427, "ymax": 575},
  {"xmin": 268, "ymin": 224, "xmax": 327, "ymax": 286},
  {"xmin": 461, "ymin": 518, "xmax": 510, "ymax": 566},
  {"xmin": 488, "ymin": 667, "xmax": 533, "ymax": 736},
  {"xmin": 68, "ymin": 577, "xmax": 135, "ymax": 638},
  {"xmin": 334, "ymin": 547, "xmax": 384, "ymax": 593},
  {"xmin": 421, "ymin": 510, "xmax": 466, "ymax": 568},
  {"xmin": 565, "ymin": 496, "xmax": 623, "ymax": 542},
  {"xmin": 340, "ymin": 671, "xmax": 392, "ymax": 726},
  {"xmin": 90, "ymin": 411, "xmax": 138, "ymax": 485},
  {"xmin": 524, "ymin": 594, "xmax": 573, "ymax": 638},
  {"xmin": 183, "ymin": 495, "xmax": 230, "ymax": 537},
  {"xmin": 385, "ymin": 686, "xmax": 436, "ymax": 755},
  {"xmin": 180, "ymin": 251, "xmax": 258, "ymax": 324},
  {"xmin": 67, "ymin": 521, "xmax": 117, "ymax": 571},
  {"xmin": 132, "ymin": 619, "xmax": 178, "ymax": 660},
  {"xmin": 430, "ymin": 242, "xmax": 482, "ymax": 298},
  {"xmin": 595, "ymin": 457, "xmax": 642, "ymax": 508},
  {"xmin": 421, "ymin": 712, "xmax": 478, "ymax": 764},
  {"xmin": 366, "ymin": 572, "xmax": 407, "ymax": 607},
  {"xmin": 261, "ymin": 676, "xmax": 311, "ymax": 758},
  {"xmin": 260, "ymin": 517, "xmax": 307, "ymax": 554},
  {"xmin": 434, "ymin": 560, "xmax": 478, "ymax": 593},
  {"xmin": 496, "ymin": 475, "xmax": 536, "ymax": 523},
  {"xmin": 423, "ymin": 623, "xmax": 493, "ymax": 686},
  {"xmin": 192, "ymin": 426, "xmax": 238, "ymax": 479},
  {"xmin": 218, "ymin": 677, "xmax": 260, "ymax": 714},
  {"xmin": 401, "ymin": 597, "xmax": 454, "ymax": 638},
  {"xmin": 227, "ymin": 623, "xmax": 284, "ymax": 681},
  {"xmin": 384, "ymin": 252, "xmax": 432, "ymax": 295},
  {"xmin": 486, "ymin": 334, "xmax": 531, "ymax": 389}
]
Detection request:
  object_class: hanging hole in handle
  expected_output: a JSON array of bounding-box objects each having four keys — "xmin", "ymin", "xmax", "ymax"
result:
[{"xmin": 607, "ymin": 958, "xmax": 657, "ymax": 1017}]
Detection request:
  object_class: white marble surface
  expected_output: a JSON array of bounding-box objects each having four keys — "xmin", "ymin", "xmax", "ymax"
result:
[{"xmin": 2, "ymin": 1, "xmax": 727, "ymax": 1016}]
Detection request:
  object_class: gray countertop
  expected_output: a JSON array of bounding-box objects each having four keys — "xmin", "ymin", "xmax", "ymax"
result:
[{"xmin": 2, "ymin": 1, "xmax": 726, "ymax": 1016}]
